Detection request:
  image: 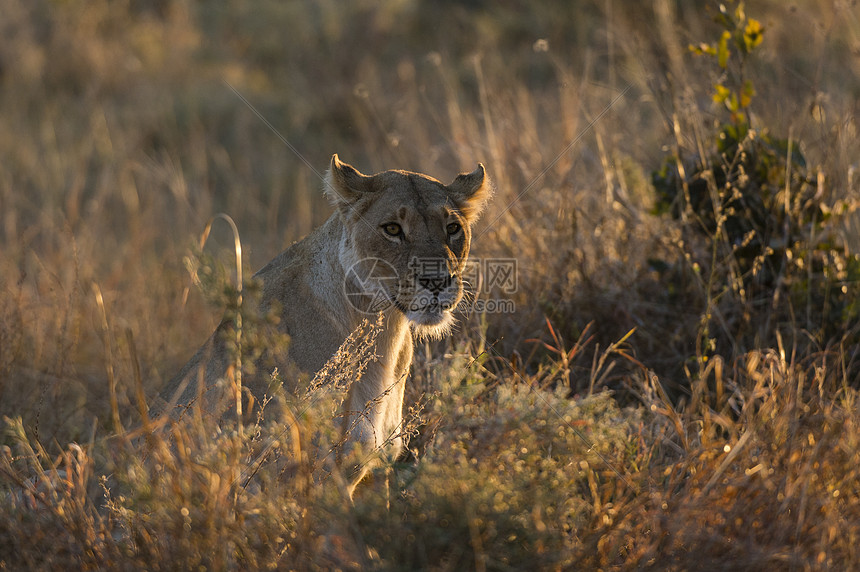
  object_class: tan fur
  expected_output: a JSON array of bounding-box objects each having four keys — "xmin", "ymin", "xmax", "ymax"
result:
[{"xmin": 159, "ymin": 155, "xmax": 491, "ymax": 490}]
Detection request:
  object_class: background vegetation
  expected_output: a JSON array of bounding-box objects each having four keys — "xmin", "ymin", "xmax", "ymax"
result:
[{"xmin": 2, "ymin": 0, "xmax": 859, "ymax": 569}]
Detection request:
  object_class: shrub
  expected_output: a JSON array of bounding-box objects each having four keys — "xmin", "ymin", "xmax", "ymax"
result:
[{"xmin": 652, "ymin": 1, "xmax": 860, "ymax": 359}]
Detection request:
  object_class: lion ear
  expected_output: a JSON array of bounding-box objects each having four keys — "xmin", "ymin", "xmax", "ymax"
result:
[
  {"xmin": 448, "ymin": 163, "xmax": 492, "ymax": 222},
  {"xmin": 324, "ymin": 154, "xmax": 374, "ymax": 208}
]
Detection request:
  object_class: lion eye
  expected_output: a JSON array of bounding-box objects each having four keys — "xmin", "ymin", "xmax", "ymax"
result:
[
  {"xmin": 446, "ymin": 222, "xmax": 462, "ymax": 235},
  {"xmin": 382, "ymin": 223, "xmax": 403, "ymax": 237}
]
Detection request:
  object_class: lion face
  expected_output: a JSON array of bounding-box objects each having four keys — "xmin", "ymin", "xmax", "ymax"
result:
[{"xmin": 325, "ymin": 155, "xmax": 491, "ymax": 339}]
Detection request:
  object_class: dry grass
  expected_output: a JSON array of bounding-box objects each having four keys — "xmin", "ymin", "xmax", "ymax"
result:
[{"xmin": 2, "ymin": 0, "xmax": 860, "ymax": 569}]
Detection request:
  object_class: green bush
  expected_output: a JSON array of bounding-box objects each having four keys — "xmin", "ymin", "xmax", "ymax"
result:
[
  {"xmin": 652, "ymin": 2, "xmax": 860, "ymax": 355},
  {"xmin": 351, "ymin": 372, "xmax": 631, "ymax": 570}
]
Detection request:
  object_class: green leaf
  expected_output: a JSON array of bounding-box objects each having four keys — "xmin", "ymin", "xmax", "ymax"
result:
[
  {"xmin": 744, "ymin": 18, "xmax": 764, "ymax": 51},
  {"xmin": 689, "ymin": 42, "xmax": 717, "ymax": 56},
  {"xmin": 713, "ymin": 83, "xmax": 731, "ymax": 104},
  {"xmin": 740, "ymin": 80, "xmax": 755, "ymax": 108},
  {"xmin": 727, "ymin": 93, "xmax": 739, "ymax": 113},
  {"xmin": 734, "ymin": 2, "xmax": 746, "ymax": 24},
  {"xmin": 718, "ymin": 30, "xmax": 731, "ymax": 68}
]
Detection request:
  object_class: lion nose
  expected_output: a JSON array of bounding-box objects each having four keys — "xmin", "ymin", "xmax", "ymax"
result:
[{"xmin": 418, "ymin": 274, "xmax": 453, "ymax": 295}]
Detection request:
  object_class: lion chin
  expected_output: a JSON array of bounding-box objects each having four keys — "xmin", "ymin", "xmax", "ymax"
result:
[
  {"xmin": 396, "ymin": 296, "xmax": 459, "ymax": 339},
  {"xmin": 409, "ymin": 310, "xmax": 457, "ymax": 340}
]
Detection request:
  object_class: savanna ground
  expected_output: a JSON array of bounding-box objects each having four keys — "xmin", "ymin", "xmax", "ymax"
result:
[{"xmin": 2, "ymin": 0, "xmax": 860, "ymax": 569}]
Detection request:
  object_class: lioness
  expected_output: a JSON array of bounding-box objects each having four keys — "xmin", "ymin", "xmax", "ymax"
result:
[{"xmin": 160, "ymin": 155, "xmax": 490, "ymax": 490}]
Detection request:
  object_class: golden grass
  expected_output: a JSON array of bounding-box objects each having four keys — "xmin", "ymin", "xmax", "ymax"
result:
[{"xmin": 2, "ymin": 0, "xmax": 860, "ymax": 569}]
